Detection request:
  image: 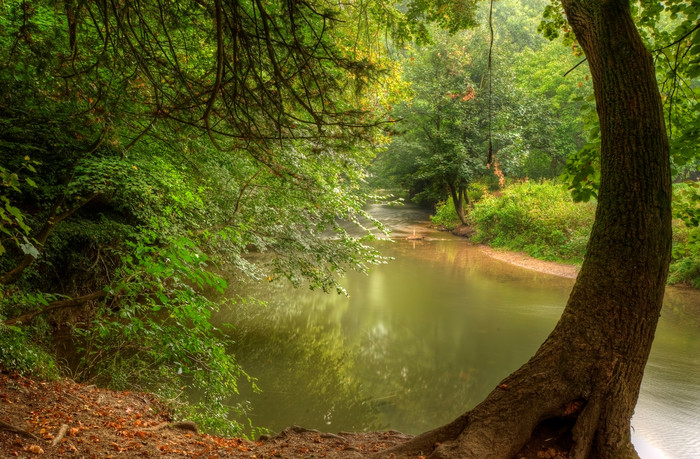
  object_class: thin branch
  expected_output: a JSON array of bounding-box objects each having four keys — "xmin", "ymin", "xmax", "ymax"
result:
[{"xmin": 563, "ymin": 57, "xmax": 588, "ymax": 77}]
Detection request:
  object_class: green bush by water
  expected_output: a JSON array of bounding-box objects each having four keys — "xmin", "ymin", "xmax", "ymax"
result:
[
  {"xmin": 469, "ymin": 181, "xmax": 595, "ymax": 263},
  {"xmin": 453, "ymin": 180, "xmax": 700, "ymax": 287},
  {"xmin": 431, "ymin": 197, "xmax": 462, "ymax": 230},
  {"xmin": 669, "ymin": 182, "xmax": 700, "ymax": 288},
  {"xmin": 430, "ymin": 185, "xmax": 488, "ymax": 230}
]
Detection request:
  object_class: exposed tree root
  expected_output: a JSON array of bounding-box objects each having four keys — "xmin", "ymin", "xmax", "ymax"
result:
[
  {"xmin": 0, "ymin": 420, "xmax": 39, "ymax": 440},
  {"xmin": 378, "ymin": 342, "xmax": 642, "ymax": 459}
]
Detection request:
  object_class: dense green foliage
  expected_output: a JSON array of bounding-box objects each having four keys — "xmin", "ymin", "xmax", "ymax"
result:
[
  {"xmin": 469, "ymin": 181, "xmax": 594, "ymax": 262},
  {"xmin": 0, "ymin": 0, "xmax": 481, "ymax": 434}
]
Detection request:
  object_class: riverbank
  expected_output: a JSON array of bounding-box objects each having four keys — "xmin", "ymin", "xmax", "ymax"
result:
[
  {"xmin": 477, "ymin": 244, "xmax": 579, "ymax": 279},
  {"xmin": 0, "ymin": 370, "xmax": 414, "ymax": 458}
]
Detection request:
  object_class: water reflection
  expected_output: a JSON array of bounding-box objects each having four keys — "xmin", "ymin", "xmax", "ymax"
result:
[{"xmin": 215, "ymin": 205, "xmax": 700, "ymax": 459}]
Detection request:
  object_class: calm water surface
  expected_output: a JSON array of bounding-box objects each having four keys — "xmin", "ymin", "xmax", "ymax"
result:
[{"xmin": 215, "ymin": 204, "xmax": 700, "ymax": 459}]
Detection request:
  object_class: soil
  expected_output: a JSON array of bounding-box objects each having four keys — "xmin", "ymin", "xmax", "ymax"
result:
[
  {"xmin": 477, "ymin": 245, "xmax": 579, "ymax": 279},
  {"xmin": 444, "ymin": 223, "xmax": 579, "ymax": 279},
  {"xmin": 0, "ymin": 371, "xmax": 415, "ymax": 458}
]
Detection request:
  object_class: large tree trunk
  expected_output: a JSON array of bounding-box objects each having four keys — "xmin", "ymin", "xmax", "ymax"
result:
[{"xmin": 384, "ymin": 1, "xmax": 671, "ymax": 458}]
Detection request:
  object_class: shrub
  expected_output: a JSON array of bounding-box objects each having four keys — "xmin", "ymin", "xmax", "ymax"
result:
[
  {"xmin": 669, "ymin": 182, "xmax": 700, "ymax": 288},
  {"xmin": 431, "ymin": 197, "xmax": 462, "ymax": 230},
  {"xmin": 0, "ymin": 323, "xmax": 59, "ymax": 379},
  {"xmin": 469, "ymin": 180, "xmax": 595, "ymax": 262},
  {"xmin": 430, "ymin": 184, "xmax": 489, "ymax": 230}
]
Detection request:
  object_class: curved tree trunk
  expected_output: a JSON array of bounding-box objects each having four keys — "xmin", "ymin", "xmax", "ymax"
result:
[{"xmin": 384, "ymin": 1, "xmax": 671, "ymax": 458}]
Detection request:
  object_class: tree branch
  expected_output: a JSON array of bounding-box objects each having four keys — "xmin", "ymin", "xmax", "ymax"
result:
[
  {"xmin": 0, "ymin": 193, "xmax": 99, "ymax": 285},
  {"xmin": 2, "ymin": 290, "xmax": 108, "ymax": 326}
]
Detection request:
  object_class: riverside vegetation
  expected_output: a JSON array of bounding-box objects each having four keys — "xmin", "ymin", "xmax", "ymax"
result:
[{"xmin": 431, "ymin": 180, "xmax": 700, "ymax": 288}]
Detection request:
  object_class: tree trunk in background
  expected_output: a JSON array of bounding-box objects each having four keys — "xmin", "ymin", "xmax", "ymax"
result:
[
  {"xmin": 385, "ymin": 0, "xmax": 671, "ymax": 457},
  {"xmin": 449, "ymin": 185, "xmax": 468, "ymax": 225}
]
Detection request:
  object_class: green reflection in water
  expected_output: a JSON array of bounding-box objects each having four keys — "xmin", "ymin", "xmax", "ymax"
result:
[
  {"xmin": 216, "ymin": 239, "xmax": 575, "ymax": 434},
  {"xmin": 213, "ymin": 225, "xmax": 700, "ymax": 458}
]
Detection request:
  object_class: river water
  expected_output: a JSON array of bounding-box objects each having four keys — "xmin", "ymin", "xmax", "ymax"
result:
[{"xmin": 215, "ymin": 204, "xmax": 700, "ymax": 459}]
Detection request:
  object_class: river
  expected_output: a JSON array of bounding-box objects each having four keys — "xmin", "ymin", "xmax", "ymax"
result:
[{"xmin": 214, "ymin": 204, "xmax": 700, "ymax": 459}]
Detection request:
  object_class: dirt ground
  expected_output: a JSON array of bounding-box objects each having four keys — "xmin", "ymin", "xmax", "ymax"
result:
[
  {"xmin": 477, "ymin": 245, "xmax": 579, "ymax": 279},
  {"xmin": 0, "ymin": 368, "xmax": 570, "ymax": 459},
  {"xmin": 0, "ymin": 371, "xmax": 419, "ymax": 458}
]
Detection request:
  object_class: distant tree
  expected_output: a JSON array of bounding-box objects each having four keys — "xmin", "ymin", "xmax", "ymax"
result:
[{"xmin": 375, "ymin": 29, "xmax": 509, "ymax": 223}]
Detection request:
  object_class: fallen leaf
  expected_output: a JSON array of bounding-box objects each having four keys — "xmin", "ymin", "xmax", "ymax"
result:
[{"xmin": 27, "ymin": 444, "xmax": 44, "ymax": 454}]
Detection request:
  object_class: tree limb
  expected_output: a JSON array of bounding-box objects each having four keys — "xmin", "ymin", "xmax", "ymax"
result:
[
  {"xmin": 0, "ymin": 193, "xmax": 99, "ymax": 286},
  {"xmin": 2, "ymin": 290, "xmax": 108, "ymax": 326}
]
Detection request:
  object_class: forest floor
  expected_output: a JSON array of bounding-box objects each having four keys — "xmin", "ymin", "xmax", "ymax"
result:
[
  {"xmin": 0, "ymin": 370, "xmax": 568, "ymax": 458},
  {"xmin": 0, "ymin": 371, "xmax": 415, "ymax": 458}
]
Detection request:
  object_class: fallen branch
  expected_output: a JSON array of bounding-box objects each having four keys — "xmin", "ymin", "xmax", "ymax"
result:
[
  {"xmin": 51, "ymin": 424, "xmax": 70, "ymax": 446},
  {"xmin": 0, "ymin": 420, "xmax": 40, "ymax": 440},
  {"xmin": 2, "ymin": 290, "xmax": 108, "ymax": 326}
]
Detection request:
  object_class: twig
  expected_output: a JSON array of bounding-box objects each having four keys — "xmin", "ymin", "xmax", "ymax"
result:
[
  {"xmin": 563, "ymin": 57, "xmax": 588, "ymax": 77},
  {"xmin": 51, "ymin": 424, "xmax": 70, "ymax": 446}
]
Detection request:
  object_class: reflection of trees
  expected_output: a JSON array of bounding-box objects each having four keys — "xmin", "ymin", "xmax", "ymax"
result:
[
  {"xmin": 213, "ymin": 240, "xmax": 574, "ymax": 434},
  {"xmin": 210, "ymin": 239, "xmax": 699, "ymax": 439},
  {"xmin": 220, "ymin": 297, "xmax": 383, "ymax": 434}
]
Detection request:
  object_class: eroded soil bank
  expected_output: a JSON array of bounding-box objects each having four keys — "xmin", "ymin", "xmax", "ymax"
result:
[{"xmin": 0, "ymin": 371, "xmax": 415, "ymax": 458}]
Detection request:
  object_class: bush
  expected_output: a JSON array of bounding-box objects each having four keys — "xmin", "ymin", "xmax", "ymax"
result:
[
  {"xmin": 0, "ymin": 324, "xmax": 59, "ymax": 379},
  {"xmin": 431, "ymin": 197, "xmax": 462, "ymax": 230},
  {"xmin": 669, "ymin": 182, "xmax": 700, "ymax": 288},
  {"xmin": 430, "ymin": 184, "xmax": 488, "ymax": 230},
  {"xmin": 469, "ymin": 180, "xmax": 595, "ymax": 262}
]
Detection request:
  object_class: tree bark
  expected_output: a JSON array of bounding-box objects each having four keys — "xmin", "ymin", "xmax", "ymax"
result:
[
  {"xmin": 383, "ymin": 0, "xmax": 671, "ymax": 457},
  {"xmin": 449, "ymin": 185, "xmax": 468, "ymax": 226}
]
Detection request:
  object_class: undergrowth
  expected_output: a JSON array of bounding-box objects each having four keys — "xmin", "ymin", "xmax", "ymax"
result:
[
  {"xmin": 430, "ymin": 185, "xmax": 487, "ymax": 230},
  {"xmin": 437, "ymin": 180, "xmax": 700, "ymax": 287},
  {"xmin": 468, "ymin": 180, "xmax": 595, "ymax": 263},
  {"xmin": 0, "ymin": 321, "xmax": 59, "ymax": 380},
  {"xmin": 669, "ymin": 182, "xmax": 700, "ymax": 288}
]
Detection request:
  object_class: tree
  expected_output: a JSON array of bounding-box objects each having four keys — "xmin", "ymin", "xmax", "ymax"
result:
[
  {"xmin": 386, "ymin": 0, "xmax": 672, "ymax": 457},
  {"xmin": 0, "ymin": 0, "xmax": 477, "ymax": 432},
  {"xmin": 385, "ymin": 31, "xmax": 491, "ymax": 224}
]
